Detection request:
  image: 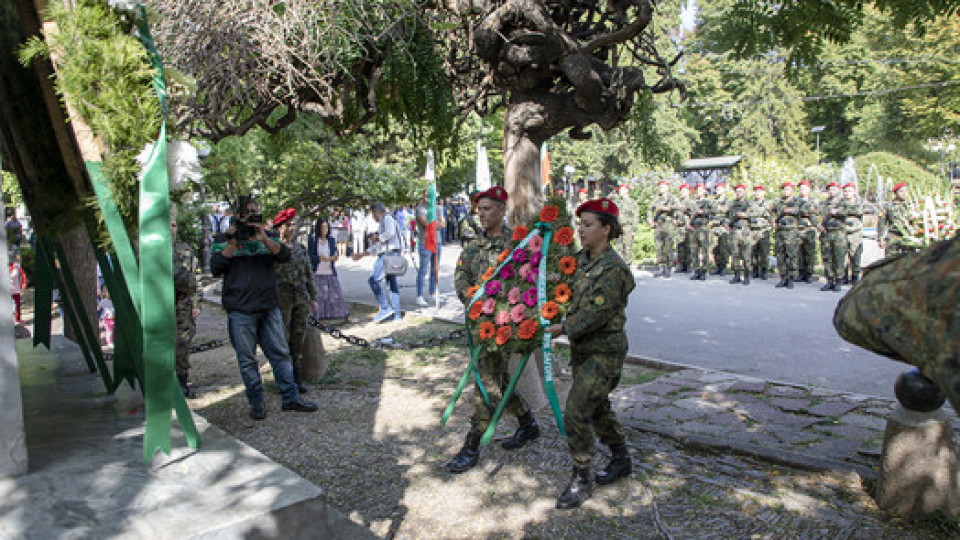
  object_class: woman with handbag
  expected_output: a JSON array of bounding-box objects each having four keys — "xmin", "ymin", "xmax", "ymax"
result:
[
  {"xmin": 352, "ymin": 202, "xmax": 404, "ymax": 323},
  {"xmin": 313, "ymin": 219, "xmax": 353, "ymax": 322}
]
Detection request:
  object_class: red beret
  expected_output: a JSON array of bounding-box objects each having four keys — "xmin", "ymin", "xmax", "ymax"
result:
[
  {"xmin": 576, "ymin": 197, "xmax": 619, "ymax": 218},
  {"xmin": 781, "ymin": 181, "xmax": 794, "ymax": 189},
  {"xmin": 893, "ymin": 182, "xmax": 907, "ymax": 193},
  {"xmin": 734, "ymin": 184, "xmax": 746, "ymax": 191},
  {"xmin": 754, "ymin": 185, "xmax": 766, "ymax": 191},
  {"xmin": 679, "ymin": 183, "xmax": 691, "ymax": 190},
  {"xmin": 577, "ymin": 188, "xmax": 587, "ymax": 194},
  {"xmin": 842, "ymin": 183, "xmax": 855, "ymax": 189},
  {"xmin": 618, "ymin": 183, "xmax": 630, "ymax": 190},
  {"xmin": 714, "ymin": 182, "xmax": 726, "ymax": 188},
  {"xmin": 798, "ymin": 180, "xmax": 811, "ymax": 187},
  {"xmin": 657, "ymin": 180, "xmax": 670, "ymax": 186},
  {"xmin": 694, "ymin": 184, "xmax": 706, "ymax": 190},
  {"xmin": 474, "ymin": 186, "xmax": 508, "ymax": 203},
  {"xmin": 826, "ymin": 182, "xmax": 840, "ymax": 189},
  {"xmin": 272, "ymin": 207, "xmax": 296, "ymax": 226}
]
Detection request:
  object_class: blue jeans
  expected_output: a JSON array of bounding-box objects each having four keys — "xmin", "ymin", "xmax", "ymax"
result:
[
  {"xmin": 227, "ymin": 308, "xmax": 299, "ymax": 405},
  {"xmin": 417, "ymin": 247, "xmax": 438, "ymax": 297},
  {"xmin": 369, "ymin": 252, "xmax": 400, "ymax": 309}
]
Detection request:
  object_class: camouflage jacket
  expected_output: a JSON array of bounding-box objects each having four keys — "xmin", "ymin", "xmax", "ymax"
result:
[
  {"xmin": 458, "ymin": 214, "xmax": 483, "ymax": 246},
  {"xmin": 750, "ymin": 198, "xmax": 774, "ymax": 230},
  {"xmin": 841, "ymin": 198, "xmax": 864, "ymax": 233},
  {"xmin": 611, "ymin": 194, "xmax": 640, "ymax": 230},
  {"xmin": 773, "ymin": 196, "xmax": 802, "ymax": 229},
  {"xmin": 675, "ymin": 196, "xmax": 695, "ymax": 228},
  {"xmin": 455, "ymin": 226, "xmax": 512, "ymax": 306},
  {"xmin": 690, "ymin": 197, "xmax": 711, "ymax": 227},
  {"xmin": 708, "ymin": 195, "xmax": 730, "ymax": 227},
  {"xmin": 174, "ymin": 241, "xmax": 198, "ymax": 307},
  {"xmin": 648, "ymin": 193, "xmax": 680, "ymax": 226},
  {"xmin": 564, "ymin": 245, "xmax": 635, "ymax": 353},
  {"xmin": 727, "ymin": 197, "xmax": 752, "ymax": 228},
  {"xmin": 879, "ymin": 199, "xmax": 914, "ymax": 241},
  {"xmin": 820, "ymin": 195, "xmax": 847, "ymax": 231},
  {"xmin": 797, "ymin": 196, "xmax": 820, "ymax": 229},
  {"xmin": 276, "ymin": 243, "xmax": 317, "ymax": 302}
]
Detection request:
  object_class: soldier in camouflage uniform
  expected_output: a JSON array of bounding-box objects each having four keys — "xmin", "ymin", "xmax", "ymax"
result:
[
  {"xmin": 841, "ymin": 183, "xmax": 864, "ymax": 284},
  {"xmin": 726, "ymin": 185, "xmax": 753, "ymax": 285},
  {"xmin": 797, "ymin": 180, "xmax": 820, "ymax": 283},
  {"xmin": 173, "ymin": 220, "xmax": 199, "ymax": 399},
  {"xmin": 879, "ymin": 182, "xmax": 919, "ymax": 257},
  {"xmin": 773, "ymin": 182, "xmax": 801, "ymax": 289},
  {"xmin": 647, "ymin": 180, "xmax": 679, "ymax": 277},
  {"xmin": 675, "ymin": 183, "xmax": 694, "ymax": 273},
  {"xmin": 818, "ymin": 183, "xmax": 848, "ymax": 292},
  {"xmin": 274, "ymin": 208, "xmax": 318, "ymax": 394},
  {"xmin": 546, "ymin": 197, "xmax": 636, "ymax": 510},
  {"xmin": 709, "ymin": 183, "xmax": 731, "ymax": 276},
  {"xmin": 610, "ymin": 184, "xmax": 638, "ymax": 265},
  {"xmin": 750, "ymin": 186, "xmax": 773, "ymax": 280},
  {"xmin": 688, "ymin": 184, "xmax": 712, "ymax": 281},
  {"xmin": 447, "ymin": 186, "xmax": 539, "ymax": 474},
  {"xmin": 833, "ymin": 235, "xmax": 960, "ymax": 415},
  {"xmin": 458, "ymin": 192, "xmax": 483, "ymax": 247}
]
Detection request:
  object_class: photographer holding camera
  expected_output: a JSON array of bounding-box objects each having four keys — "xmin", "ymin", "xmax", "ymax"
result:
[{"xmin": 211, "ymin": 196, "xmax": 318, "ymax": 420}]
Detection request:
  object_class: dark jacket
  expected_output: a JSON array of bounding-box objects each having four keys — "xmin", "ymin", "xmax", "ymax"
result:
[{"xmin": 210, "ymin": 242, "xmax": 291, "ymax": 313}]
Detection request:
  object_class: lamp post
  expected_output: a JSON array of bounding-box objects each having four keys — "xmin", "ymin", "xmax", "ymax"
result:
[{"xmin": 811, "ymin": 125, "xmax": 826, "ymax": 164}]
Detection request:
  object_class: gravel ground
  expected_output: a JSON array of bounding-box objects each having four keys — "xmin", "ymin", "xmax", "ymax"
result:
[{"xmin": 182, "ymin": 301, "xmax": 945, "ymax": 539}]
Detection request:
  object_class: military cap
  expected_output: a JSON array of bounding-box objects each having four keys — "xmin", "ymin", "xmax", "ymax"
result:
[
  {"xmin": 679, "ymin": 183, "xmax": 691, "ymax": 190},
  {"xmin": 618, "ymin": 183, "xmax": 631, "ymax": 190},
  {"xmin": 657, "ymin": 180, "xmax": 670, "ymax": 186},
  {"xmin": 577, "ymin": 188, "xmax": 587, "ymax": 194},
  {"xmin": 798, "ymin": 180, "xmax": 811, "ymax": 187},
  {"xmin": 893, "ymin": 182, "xmax": 907, "ymax": 193},
  {"xmin": 576, "ymin": 197, "xmax": 619, "ymax": 218},
  {"xmin": 753, "ymin": 185, "xmax": 766, "ymax": 191},
  {"xmin": 842, "ymin": 183, "xmax": 855, "ymax": 189},
  {"xmin": 733, "ymin": 184, "xmax": 746, "ymax": 191},
  {"xmin": 272, "ymin": 207, "xmax": 296, "ymax": 226},
  {"xmin": 474, "ymin": 186, "xmax": 509, "ymax": 203},
  {"xmin": 826, "ymin": 182, "xmax": 840, "ymax": 189},
  {"xmin": 694, "ymin": 183, "xmax": 706, "ymax": 191},
  {"xmin": 715, "ymin": 182, "xmax": 727, "ymax": 188},
  {"xmin": 781, "ymin": 181, "xmax": 794, "ymax": 189}
]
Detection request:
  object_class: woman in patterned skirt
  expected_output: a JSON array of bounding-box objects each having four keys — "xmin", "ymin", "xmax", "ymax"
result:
[{"xmin": 313, "ymin": 219, "xmax": 352, "ymax": 321}]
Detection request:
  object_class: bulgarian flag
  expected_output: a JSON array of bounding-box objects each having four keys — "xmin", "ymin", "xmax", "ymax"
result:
[
  {"xmin": 541, "ymin": 142, "xmax": 552, "ymax": 193},
  {"xmin": 424, "ymin": 149, "xmax": 438, "ymax": 254}
]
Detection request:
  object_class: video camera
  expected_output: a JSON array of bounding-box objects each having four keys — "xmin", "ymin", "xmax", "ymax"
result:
[{"xmin": 226, "ymin": 195, "xmax": 264, "ymax": 242}]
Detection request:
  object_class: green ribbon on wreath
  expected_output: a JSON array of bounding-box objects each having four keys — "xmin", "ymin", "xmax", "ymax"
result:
[{"xmin": 535, "ymin": 227, "xmax": 565, "ymax": 437}]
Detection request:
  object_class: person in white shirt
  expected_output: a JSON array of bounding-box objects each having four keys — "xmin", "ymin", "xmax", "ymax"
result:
[
  {"xmin": 350, "ymin": 208, "xmax": 366, "ymax": 256},
  {"xmin": 352, "ymin": 202, "xmax": 403, "ymax": 322}
]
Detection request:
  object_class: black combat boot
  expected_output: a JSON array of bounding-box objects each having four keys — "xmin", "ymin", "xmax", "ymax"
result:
[
  {"xmin": 802, "ymin": 272, "xmax": 815, "ymax": 284},
  {"xmin": 729, "ymin": 271, "xmax": 741, "ymax": 284},
  {"xmin": 690, "ymin": 270, "xmax": 700, "ymax": 281},
  {"xmin": 556, "ymin": 466, "xmax": 593, "ymax": 510},
  {"xmin": 292, "ymin": 365, "xmax": 308, "ymax": 395},
  {"xmin": 447, "ymin": 430, "xmax": 482, "ymax": 473},
  {"xmin": 698, "ymin": 270, "xmax": 707, "ymax": 281},
  {"xmin": 851, "ymin": 272, "xmax": 860, "ymax": 285},
  {"xmin": 501, "ymin": 412, "xmax": 540, "ymax": 450},
  {"xmin": 752, "ymin": 268, "xmax": 760, "ymax": 279},
  {"xmin": 785, "ymin": 275, "xmax": 794, "ymax": 289},
  {"xmin": 775, "ymin": 275, "xmax": 788, "ymax": 288},
  {"xmin": 596, "ymin": 446, "xmax": 632, "ymax": 485},
  {"xmin": 177, "ymin": 372, "xmax": 197, "ymax": 399},
  {"xmin": 833, "ymin": 281, "xmax": 842, "ymax": 293},
  {"xmin": 821, "ymin": 279, "xmax": 835, "ymax": 292},
  {"xmin": 760, "ymin": 269, "xmax": 768, "ymax": 280},
  {"xmin": 718, "ymin": 265, "xmax": 727, "ymax": 276},
  {"xmin": 842, "ymin": 275, "xmax": 851, "ymax": 285},
  {"xmin": 663, "ymin": 266, "xmax": 672, "ymax": 278},
  {"xmin": 742, "ymin": 272, "xmax": 750, "ymax": 285}
]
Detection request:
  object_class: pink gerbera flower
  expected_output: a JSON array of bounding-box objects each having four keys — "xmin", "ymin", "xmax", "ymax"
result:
[
  {"xmin": 482, "ymin": 298, "xmax": 497, "ymax": 314},
  {"xmin": 526, "ymin": 267, "xmax": 539, "ymax": 284},
  {"xmin": 510, "ymin": 304, "xmax": 526, "ymax": 323},
  {"xmin": 508, "ymin": 287, "xmax": 522, "ymax": 305},
  {"xmin": 528, "ymin": 234, "xmax": 543, "ymax": 252},
  {"xmin": 529, "ymin": 251, "xmax": 542, "ymax": 267},
  {"xmin": 495, "ymin": 310, "xmax": 510, "ymax": 325}
]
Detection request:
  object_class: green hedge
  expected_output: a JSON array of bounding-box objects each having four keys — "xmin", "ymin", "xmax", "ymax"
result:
[{"xmin": 855, "ymin": 151, "xmax": 947, "ymax": 199}]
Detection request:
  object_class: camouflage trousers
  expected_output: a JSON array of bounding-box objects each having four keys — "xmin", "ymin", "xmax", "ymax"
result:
[
  {"xmin": 752, "ymin": 229, "xmax": 771, "ymax": 272},
  {"xmin": 175, "ymin": 302, "xmax": 196, "ymax": 375},
  {"xmin": 845, "ymin": 231, "xmax": 863, "ymax": 277},
  {"xmin": 471, "ymin": 350, "xmax": 531, "ymax": 433},
  {"xmin": 279, "ymin": 292, "xmax": 309, "ymax": 373},
  {"xmin": 729, "ymin": 227, "xmax": 754, "ymax": 272},
  {"xmin": 565, "ymin": 345, "xmax": 626, "ymax": 468},
  {"xmin": 710, "ymin": 227, "xmax": 730, "ymax": 268},
  {"xmin": 799, "ymin": 227, "xmax": 818, "ymax": 275},
  {"xmin": 653, "ymin": 223, "xmax": 676, "ymax": 266},
  {"xmin": 775, "ymin": 228, "xmax": 800, "ymax": 277},
  {"xmin": 691, "ymin": 227, "xmax": 711, "ymax": 271},
  {"xmin": 820, "ymin": 229, "xmax": 848, "ymax": 280},
  {"xmin": 677, "ymin": 228, "xmax": 694, "ymax": 268},
  {"xmin": 615, "ymin": 226, "xmax": 635, "ymax": 265}
]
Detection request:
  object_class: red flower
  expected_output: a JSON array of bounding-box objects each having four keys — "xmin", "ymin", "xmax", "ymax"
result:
[
  {"xmin": 517, "ymin": 319, "xmax": 539, "ymax": 340},
  {"xmin": 540, "ymin": 205, "xmax": 560, "ymax": 223},
  {"xmin": 540, "ymin": 301, "xmax": 559, "ymax": 320},
  {"xmin": 466, "ymin": 285, "xmax": 481, "ymax": 299},
  {"xmin": 554, "ymin": 226, "xmax": 574, "ymax": 246},
  {"xmin": 468, "ymin": 302, "xmax": 484, "ymax": 321},
  {"xmin": 495, "ymin": 325, "xmax": 512, "ymax": 345},
  {"xmin": 512, "ymin": 226, "xmax": 529, "ymax": 242},
  {"xmin": 478, "ymin": 321, "xmax": 496, "ymax": 340},
  {"xmin": 553, "ymin": 283, "xmax": 572, "ymax": 303},
  {"xmin": 559, "ymin": 256, "xmax": 577, "ymax": 275}
]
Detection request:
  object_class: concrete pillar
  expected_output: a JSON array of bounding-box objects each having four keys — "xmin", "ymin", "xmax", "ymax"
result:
[
  {"xmin": 876, "ymin": 404, "xmax": 960, "ymax": 519},
  {"xmin": 0, "ymin": 235, "xmax": 27, "ymax": 476}
]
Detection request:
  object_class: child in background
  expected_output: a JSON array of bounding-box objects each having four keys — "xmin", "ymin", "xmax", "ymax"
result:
[
  {"xmin": 9, "ymin": 253, "xmax": 26, "ymax": 324},
  {"xmin": 97, "ymin": 289, "xmax": 115, "ymax": 346}
]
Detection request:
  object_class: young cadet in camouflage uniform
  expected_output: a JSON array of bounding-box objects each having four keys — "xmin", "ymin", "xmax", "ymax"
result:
[
  {"xmin": 841, "ymin": 183, "xmax": 864, "ymax": 284},
  {"xmin": 833, "ymin": 235, "xmax": 960, "ymax": 416},
  {"xmin": 797, "ymin": 180, "xmax": 820, "ymax": 282},
  {"xmin": 726, "ymin": 185, "xmax": 753, "ymax": 285},
  {"xmin": 879, "ymin": 182, "xmax": 919, "ymax": 257},
  {"xmin": 675, "ymin": 183, "xmax": 694, "ymax": 272},
  {"xmin": 750, "ymin": 185, "xmax": 773, "ymax": 280},
  {"xmin": 689, "ymin": 184, "xmax": 711, "ymax": 281},
  {"xmin": 610, "ymin": 183, "xmax": 638, "ymax": 265},
  {"xmin": 773, "ymin": 182, "xmax": 801, "ymax": 289},
  {"xmin": 647, "ymin": 180, "xmax": 679, "ymax": 277},
  {"xmin": 173, "ymin": 220, "xmax": 199, "ymax": 399},
  {"xmin": 546, "ymin": 197, "xmax": 636, "ymax": 510},
  {"xmin": 447, "ymin": 186, "xmax": 539, "ymax": 473},
  {"xmin": 709, "ymin": 183, "xmax": 731, "ymax": 275},
  {"xmin": 818, "ymin": 183, "xmax": 848, "ymax": 292},
  {"xmin": 457, "ymin": 192, "xmax": 483, "ymax": 247},
  {"xmin": 274, "ymin": 208, "xmax": 318, "ymax": 394}
]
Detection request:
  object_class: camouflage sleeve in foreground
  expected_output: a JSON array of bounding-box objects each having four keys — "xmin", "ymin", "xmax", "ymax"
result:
[
  {"xmin": 454, "ymin": 247, "xmax": 476, "ymax": 306},
  {"xmin": 833, "ymin": 237, "xmax": 960, "ymax": 398},
  {"xmin": 564, "ymin": 248, "xmax": 636, "ymax": 343},
  {"xmin": 302, "ymin": 251, "xmax": 317, "ymax": 301}
]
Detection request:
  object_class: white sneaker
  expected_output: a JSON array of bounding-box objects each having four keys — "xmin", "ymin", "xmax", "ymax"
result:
[{"xmin": 416, "ymin": 296, "xmax": 429, "ymax": 306}]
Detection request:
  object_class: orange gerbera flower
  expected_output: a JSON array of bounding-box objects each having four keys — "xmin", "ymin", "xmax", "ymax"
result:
[
  {"xmin": 482, "ymin": 267, "xmax": 496, "ymax": 281},
  {"xmin": 497, "ymin": 249, "xmax": 511, "ymax": 263},
  {"xmin": 478, "ymin": 321, "xmax": 496, "ymax": 340},
  {"xmin": 468, "ymin": 302, "xmax": 484, "ymax": 321},
  {"xmin": 512, "ymin": 226, "xmax": 529, "ymax": 242},
  {"xmin": 539, "ymin": 205, "xmax": 559, "ymax": 223},
  {"xmin": 466, "ymin": 285, "xmax": 481, "ymax": 299},
  {"xmin": 553, "ymin": 226, "xmax": 574, "ymax": 246},
  {"xmin": 553, "ymin": 283, "xmax": 572, "ymax": 303},
  {"xmin": 495, "ymin": 325, "xmax": 512, "ymax": 346},
  {"xmin": 559, "ymin": 256, "xmax": 577, "ymax": 275},
  {"xmin": 517, "ymin": 319, "xmax": 539, "ymax": 340},
  {"xmin": 540, "ymin": 301, "xmax": 559, "ymax": 320}
]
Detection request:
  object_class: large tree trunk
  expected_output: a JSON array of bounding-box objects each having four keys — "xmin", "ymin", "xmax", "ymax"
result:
[
  {"xmin": 59, "ymin": 227, "xmax": 97, "ymax": 344},
  {"xmin": 503, "ymin": 102, "xmax": 545, "ymax": 227}
]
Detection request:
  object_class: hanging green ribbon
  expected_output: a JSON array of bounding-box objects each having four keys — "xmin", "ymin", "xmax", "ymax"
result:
[
  {"xmin": 535, "ymin": 227, "xmax": 565, "ymax": 437},
  {"xmin": 89, "ymin": 165, "xmax": 142, "ymax": 314},
  {"xmin": 32, "ymin": 238, "xmax": 53, "ymax": 349}
]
